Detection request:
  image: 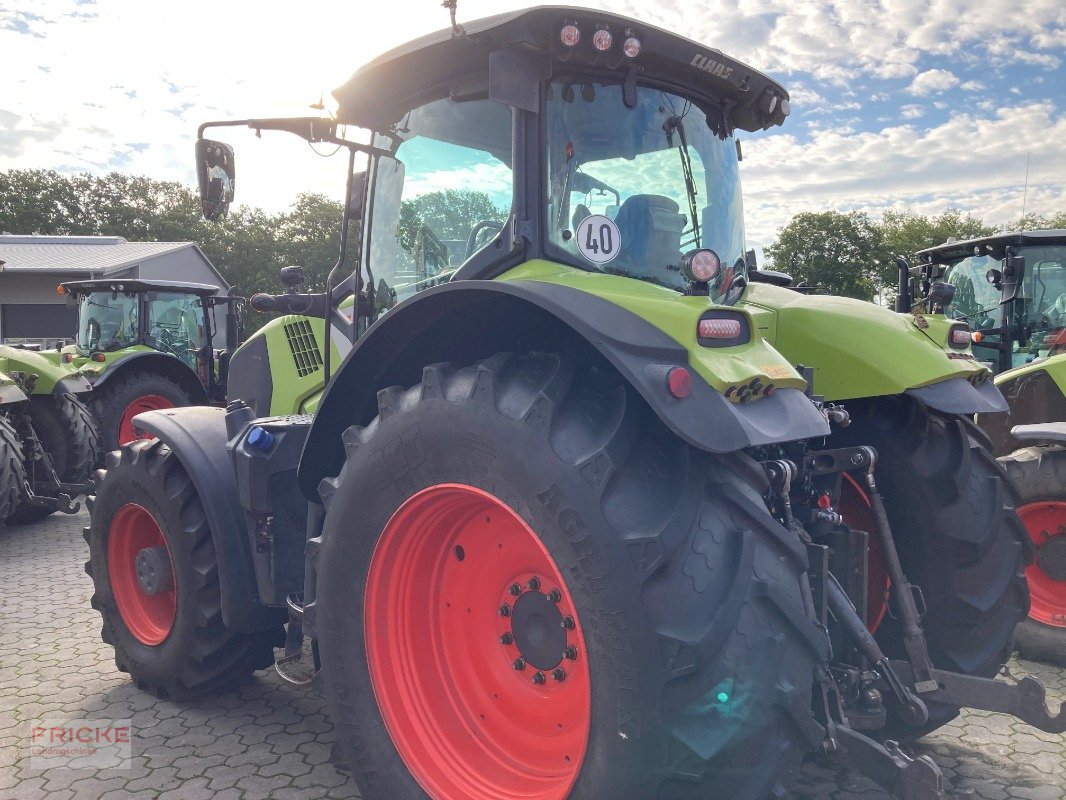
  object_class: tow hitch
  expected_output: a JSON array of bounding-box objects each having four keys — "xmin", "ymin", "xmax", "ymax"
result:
[{"xmin": 772, "ymin": 441, "xmax": 1064, "ymax": 799}]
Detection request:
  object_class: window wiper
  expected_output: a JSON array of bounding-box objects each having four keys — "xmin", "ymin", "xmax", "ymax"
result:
[{"xmin": 664, "ymin": 115, "xmax": 700, "ymax": 249}]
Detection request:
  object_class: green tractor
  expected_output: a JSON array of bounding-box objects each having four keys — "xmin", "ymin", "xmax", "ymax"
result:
[
  {"xmin": 51, "ymin": 278, "xmax": 244, "ymax": 452},
  {"xmin": 85, "ymin": 8, "xmax": 1062, "ymax": 799},
  {"xmin": 916, "ymin": 229, "xmax": 1066, "ymax": 665},
  {"xmin": 0, "ymin": 346, "xmax": 99, "ymax": 524}
]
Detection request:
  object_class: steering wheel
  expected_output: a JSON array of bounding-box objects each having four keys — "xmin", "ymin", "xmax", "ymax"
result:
[{"xmin": 465, "ymin": 220, "xmax": 503, "ymax": 259}]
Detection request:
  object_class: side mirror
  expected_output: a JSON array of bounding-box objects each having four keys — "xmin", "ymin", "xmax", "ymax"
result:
[{"xmin": 196, "ymin": 138, "xmax": 236, "ymax": 221}]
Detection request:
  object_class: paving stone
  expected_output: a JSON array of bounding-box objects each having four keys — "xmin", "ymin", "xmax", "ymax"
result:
[{"xmin": 5, "ymin": 508, "xmax": 1066, "ymax": 799}]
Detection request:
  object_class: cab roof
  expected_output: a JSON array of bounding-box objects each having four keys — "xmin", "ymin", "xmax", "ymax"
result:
[
  {"xmin": 918, "ymin": 229, "xmax": 1066, "ymax": 263},
  {"xmin": 60, "ymin": 278, "xmax": 220, "ymax": 297},
  {"xmin": 333, "ymin": 5, "xmax": 791, "ymax": 134}
]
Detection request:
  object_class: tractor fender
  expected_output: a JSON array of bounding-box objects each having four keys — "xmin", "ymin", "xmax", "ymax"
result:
[
  {"xmin": 1008, "ymin": 422, "xmax": 1066, "ymax": 445},
  {"xmin": 298, "ymin": 279, "xmax": 830, "ymax": 500},
  {"xmin": 53, "ymin": 375, "xmax": 93, "ymax": 395},
  {"xmin": 906, "ymin": 376, "xmax": 1007, "ymax": 415},
  {"xmin": 91, "ymin": 351, "xmax": 208, "ymax": 404},
  {"xmin": 130, "ymin": 405, "xmax": 277, "ymax": 632}
]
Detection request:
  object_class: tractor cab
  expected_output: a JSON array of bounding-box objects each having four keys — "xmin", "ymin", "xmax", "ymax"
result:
[
  {"xmin": 196, "ymin": 7, "xmax": 791, "ymax": 347},
  {"xmin": 918, "ymin": 230, "xmax": 1066, "ymax": 372},
  {"xmin": 58, "ymin": 277, "xmax": 245, "ymax": 451},
  {"xmin": 60, "ymin": 278, "xmax": 242, "ymax": 384}
]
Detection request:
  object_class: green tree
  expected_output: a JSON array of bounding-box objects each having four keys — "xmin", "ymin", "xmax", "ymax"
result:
[
  {"xmin": 1012, "ymin": 211, "xmax": 1066, "ymax": 231},
  {"xmin": 766, "ymin": 211, "xmax": 890, "ymax": 301},
  {"xmin": 398, "ymin": 188, "xmax": 506, "ymax": 252},
  {"xmin": 879, "ymin": 209, "xmax": 993, "ymax": 266}
]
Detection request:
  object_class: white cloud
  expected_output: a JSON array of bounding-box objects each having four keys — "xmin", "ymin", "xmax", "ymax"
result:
[
  {"xmin": 900, "ymin": 104, "xmax": 925, "ymax": 119},
  {"xmin": 742, "ymin": 102, "xmax": 1066, "ymax": 248},
  {"xmin": 909, "ymin": 69, "xmax": 960, "ymax": 96}
]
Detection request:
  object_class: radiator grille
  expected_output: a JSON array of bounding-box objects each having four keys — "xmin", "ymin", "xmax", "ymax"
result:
[{"xmin": 283, "ymin": 319, "xmax": 323, "ymax": 377}]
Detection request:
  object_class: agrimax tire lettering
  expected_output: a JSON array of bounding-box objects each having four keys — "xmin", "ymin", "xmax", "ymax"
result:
[
  {"xmin": 536, "ymin": 482, "xmax": 616, "ymax": 593},
  {"xmin": 537, "ymin": 482, "xmax": 641, "ymax": 738},
  {"xmin": 369, "ymin": 425, "xmax": 425, "ymax": 492}
]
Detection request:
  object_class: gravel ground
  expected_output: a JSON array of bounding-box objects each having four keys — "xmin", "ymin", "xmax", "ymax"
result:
[{"xmin": 1, "ymin": 509, "xmax": 1063, "ymax": 799}]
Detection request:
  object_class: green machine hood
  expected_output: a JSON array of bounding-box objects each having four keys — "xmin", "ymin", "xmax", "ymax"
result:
[
  {"xmin": 742, "ymin": 284, "xmax": 998, "ymax": 406},
  {"xmin": 0, "ymin": 346, "xmax": 93, "ymax": 396}
]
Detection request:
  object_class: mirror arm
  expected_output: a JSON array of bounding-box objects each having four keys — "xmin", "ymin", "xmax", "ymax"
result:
[{"xmin": 197, "ymin": 118, "xmax": 391, "ymax": 158}]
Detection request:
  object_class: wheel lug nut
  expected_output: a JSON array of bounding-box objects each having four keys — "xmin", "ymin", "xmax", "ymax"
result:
[
  {"xmin": 548, "ymin": 588, "xmax": 562, "ymax": 603},
  {"xmin": 552, "ymin": 668, "xmax": 566, "ymax": 682},
  {"xmin": 527, "ymin": 576, "xmax": 541, "ymax": 591},
  {"xmin": 561, "ymin": 616, "xmax": 575, "ymax": 630},
  {"xmin": 500, "ymin": 632, "xmax": 513, "ymax": 645},
  {"xmin": 499, "ymin": 604, "xmax": 511, "ymax": 617},
  {"xmin": 513, "ymin": 658, "xmax": 526, "ymax": 671},
  {"xmin": 509, "ymin": 583, "xmax": 522, "ymax": 596},
  {"xmin": 532, "ymin": 671, "xmax": 546, "ymax": 685},
  {"xmin": 563, "ymin": 646, "xmax": 578, "ymax": 661}
]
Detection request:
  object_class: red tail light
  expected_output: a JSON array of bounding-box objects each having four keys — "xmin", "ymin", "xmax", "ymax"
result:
[{"xmin": 698, "ymin": 318, "xmax": 742, "ymax": 339}]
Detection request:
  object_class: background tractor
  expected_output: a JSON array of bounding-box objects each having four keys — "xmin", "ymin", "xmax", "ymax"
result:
[
  {"xmin": 51, "ymin": 278, "xmax": 244, "ymax": 452},
  {"xmin": 0, "ymin": 346, "xmax": 98, "ymax": 525},
  {"xmin": 916, "ymin": 229, "xmax": 1066, "ymax": 665},
  {"xmin": 85, "ymin": 8, "xmax": 1059, "ymax": 800}
]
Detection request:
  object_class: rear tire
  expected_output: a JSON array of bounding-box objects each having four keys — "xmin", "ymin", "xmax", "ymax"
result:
[
  {"xmin": 833, "ymin": 395, "xmax": 1029, "ymax": 740},
  {"xmin": 0, "ymin": 415, "xmax": 26, "ymax": 524},
  {"xmin": 90, "ymin": 370, "xmax": 194, "ymax": 455},
  {"xmin": 86, "ymin": 439, "xmax": 282, "ymax": 699},
  {"xmin": 6, "ymin": 394, "xmax": 100, "ymax": 525},
  {"xmin": 313, "ymin": 353, "xmax": 829, "ymax": 800},
  {"xmin": 1000, "ymin": 445, "xmax": 1066, "ymax": 666}
]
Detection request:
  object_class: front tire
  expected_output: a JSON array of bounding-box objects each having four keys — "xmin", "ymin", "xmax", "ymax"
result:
[
  {"xmin": 86, "ymin": 439, "xmax": 282, "ymax": 699},
  {"xmin": 314, "ymin": 353, "xmax": 828, "ymax": 800},
  {"xmin": 6, "ymin": 394, "xmax": 100, "ymax": 525},
  {"xmin": 833, "ymin": 395, "xmax": 1029, "ymax": 739},
  {"xmin": 1000, "ymin": 445, "xmax": 1066, "ymax": 666}
]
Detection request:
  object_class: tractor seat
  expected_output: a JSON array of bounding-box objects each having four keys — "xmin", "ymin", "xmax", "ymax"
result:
[{"xmin": 612, "ymin": 194, "xmax": 685, "ymax": 274}]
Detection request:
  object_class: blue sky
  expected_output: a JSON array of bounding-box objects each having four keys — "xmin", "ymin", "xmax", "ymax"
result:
[{"xmin": 1, "ymin": 1, "xmax": 1063, "ymax": 250}]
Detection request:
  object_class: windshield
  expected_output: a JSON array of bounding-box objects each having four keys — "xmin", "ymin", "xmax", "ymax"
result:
[
  {"xmin": 146, "ymin": 292, "xmax": 207, "ymax": 369},
  {"xmin": 945, "ymin": 245, "xmax": 1066, "ymax": 367},
  {"xmin": 545, "ymin": 81, "xmax": 745, "ymax": 299},
  {"xmin": 77, "ymin": 291, "xmax": 138, "ymax": 353}
]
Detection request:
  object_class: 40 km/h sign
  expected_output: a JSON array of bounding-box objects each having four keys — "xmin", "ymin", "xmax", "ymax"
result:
[{"xmin": 577, "ymin": 214, "xmax": 620, "ymax": 265}]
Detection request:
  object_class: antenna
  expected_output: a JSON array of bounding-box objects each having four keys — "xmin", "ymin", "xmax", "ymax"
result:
[
  {"xmin": 1021, "ymin": 151, "xmax": 1031, "ymax": 223},
  {"xmin": 442, "ymin": 0, "xmax": 465, "ymax": 37}
]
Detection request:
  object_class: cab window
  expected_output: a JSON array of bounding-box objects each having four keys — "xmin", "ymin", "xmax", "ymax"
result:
[
  {"xmin": 146, "ymin": 292, "xmax": 207, "ymax": 369},
  {"xmin": 367, "ymin": 96, "xmax": 512, "ymax": 310}
]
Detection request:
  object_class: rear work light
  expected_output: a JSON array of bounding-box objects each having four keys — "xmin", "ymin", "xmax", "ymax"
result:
[
  {"xmin": 949, "ymin": 326, "xmax": 971, "ymax": 349},
  {"xmin": 560, "ymin": 23, "xmax": 581, "ymax": 47},
  {"xmin": 698, "ymin": 318, "xmax": 742, "ymax": 339},
  {"xmin": 623, "ymin": 35, "xmax": 641, "ymax": 58},
  {"xmin": 681, "ymin": 249, "xmax": 721, "ymax": 284},
  {"xmin": 592, "ymin": 27, "xmax": 613, "ymax": 51}
]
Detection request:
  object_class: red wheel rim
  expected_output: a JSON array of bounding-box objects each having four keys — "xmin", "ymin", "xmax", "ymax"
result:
[
  {"xmin": 107, "ymin": 503, "xmax": 176, "ymax": 646},
  {"xmin": 1017, "ymin": 501, "xmax": 1066, "ymax": 627},
  {"xmin": 118, "ymin": 395, "xmax": 174, "ymax": 445},
  {"xmin": 364, "ymin": 484, "xmax": 591, "ymax": 800},
  {"xmin": 838, "ymin": 474, "xmax": 891, "ymax": 633}
]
